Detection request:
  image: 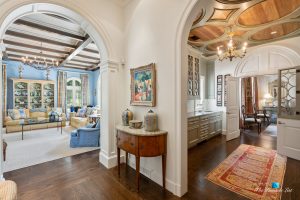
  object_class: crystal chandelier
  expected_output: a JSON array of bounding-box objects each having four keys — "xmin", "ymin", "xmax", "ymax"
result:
[
  {"xmin": 21, "ymin": 42, "xmax": 59, "ymax": 70},
  {"xmin": 217, "ymin": 31, "xmax": 248, "ymax": 62}
]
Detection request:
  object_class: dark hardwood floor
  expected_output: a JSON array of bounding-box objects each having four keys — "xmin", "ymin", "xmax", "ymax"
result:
[{"xmin": 4, "ymin": 125, "xmax": 300, "ymax": 200}]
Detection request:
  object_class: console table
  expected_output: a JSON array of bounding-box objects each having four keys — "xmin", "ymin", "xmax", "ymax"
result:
[{"xmin": 116, "ymin": 125, "xmax": 167, "ymax": 191}]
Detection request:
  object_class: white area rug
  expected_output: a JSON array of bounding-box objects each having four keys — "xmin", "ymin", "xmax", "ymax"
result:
[{"xmin": 3, "ymin": 126, "xmax": 99, "ymax": 172}]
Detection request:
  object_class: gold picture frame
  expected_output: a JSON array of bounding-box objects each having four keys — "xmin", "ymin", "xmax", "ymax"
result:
[{"xmin": 130, "ymin": 63, "xmax": 156, "ymax": 107}]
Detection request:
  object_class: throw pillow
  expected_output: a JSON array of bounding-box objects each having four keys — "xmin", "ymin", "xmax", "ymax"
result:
[
  {"xmin": 77, "ymin": 109, "xmax": 86, "ymax": 118},
  {"xmin": 8, "ymin": 109, "xmax": 21, "ymax": 120},
  {"xmin": 86, "ymin": 123, "xmax": 94, "ymax": 128},
  {"xmin": 85, "ymin": 107, "xmax": 95, "ymax": 116},
  {"xmin": 95, "ymin": 120, "xmax": 100, "ymax": 129},
  {"xmin": 19, "ymin": 109, "xmax": 27, "ymax": 119}
]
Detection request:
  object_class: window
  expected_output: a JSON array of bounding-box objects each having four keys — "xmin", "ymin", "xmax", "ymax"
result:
[{"xmin": 66, "ymin": 78, "xmax": 82, "ymax": 107}]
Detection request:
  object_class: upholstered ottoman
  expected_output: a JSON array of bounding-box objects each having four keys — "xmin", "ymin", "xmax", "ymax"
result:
[{"xmin": 0, "ymin": 180, "xmax": 17, "ymax": 200}]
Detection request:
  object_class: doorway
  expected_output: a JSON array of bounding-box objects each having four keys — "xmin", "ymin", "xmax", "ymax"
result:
[{"xmin": 0, "ymin": 2, "xmax": 112, "ymax": 179}]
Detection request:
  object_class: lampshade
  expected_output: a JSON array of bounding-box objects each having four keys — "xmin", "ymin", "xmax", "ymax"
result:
[{"xmin": 264, "ymin": 93, "xmax": 273, "ymax": 99}]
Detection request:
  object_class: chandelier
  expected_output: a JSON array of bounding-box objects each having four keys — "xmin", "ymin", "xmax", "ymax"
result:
[
  {"xmin": 217, "ymin": 30, "xmax": 248, "ymax": 62},
  {"xmin": 21, "ymin": 42, "xmax": 59, "ymax": 70}
]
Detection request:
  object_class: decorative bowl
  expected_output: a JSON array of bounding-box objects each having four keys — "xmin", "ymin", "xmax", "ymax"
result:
[{"xmin": 129, "ymin": 120, "xmax": 143, "ymax": 129}]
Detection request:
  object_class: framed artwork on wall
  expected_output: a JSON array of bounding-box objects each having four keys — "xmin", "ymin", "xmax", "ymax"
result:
[
  {"xmin": 217, "ymin": 75, "xmax": 223, "ymax": 106},
  {"xmin": 224, "ymin": 74, "xmax": 230, "ymax": 106},
  {"xmin": 130, "ymin": 63, "xmax": 156, "ymax": 107}
]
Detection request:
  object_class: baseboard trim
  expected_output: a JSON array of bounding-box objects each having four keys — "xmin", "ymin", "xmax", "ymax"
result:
[
  {"xmin": 99, "ymin": 152, "xmax": 124, "ymax": 169},
  {"xmin": 127, "ymin": 159, "xmax": 185, "ymax": 197}
]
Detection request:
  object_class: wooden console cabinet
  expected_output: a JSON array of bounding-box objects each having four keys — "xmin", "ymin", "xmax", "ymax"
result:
[
  {"xmin": 188, "ymin": 111, "xmax": 222, "ymax": 148},
  {"xmin": 116, "ymin": 125, "xmax": 167, "ymax": 191}
]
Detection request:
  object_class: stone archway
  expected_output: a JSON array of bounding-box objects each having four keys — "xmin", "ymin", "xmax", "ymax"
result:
[{"xmin": 0, "ymin": 1, "xmax": 119, "ymax": 179}]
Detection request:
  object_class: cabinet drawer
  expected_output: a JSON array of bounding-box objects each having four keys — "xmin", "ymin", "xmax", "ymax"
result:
[
  {"xmin": 138, "ymin": 135, "xmax": 166, "ymax": 157},
  {"xmin": 117, "ymin": 132, "xmax": 138, "ymax": 154},
  {"xmin": 188, "ymin": 128, "xmax": 199, "ymax": 146}
]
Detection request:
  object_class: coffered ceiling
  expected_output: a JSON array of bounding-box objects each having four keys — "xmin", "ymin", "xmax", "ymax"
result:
[
  {"xmin": 3, "ymin": 13, "xmax": 101, "ymax": 71},
  {"xmin": 188, "ymin": 0, "xmax": 300, "ymax": 58}
]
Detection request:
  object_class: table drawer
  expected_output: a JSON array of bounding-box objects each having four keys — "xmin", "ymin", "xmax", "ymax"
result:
[
  {"xmin": 139, "ymin": 135, "xmax": 166, "ymax": 157},
  {"xmin": 117, "ymin": 131, "xmax": 138, "ymax": 154}
]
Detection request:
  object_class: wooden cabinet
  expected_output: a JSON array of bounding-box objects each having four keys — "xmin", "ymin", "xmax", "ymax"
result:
[
  {"xmin": 188, "ymin": 112, "xmax": 222, "ymax": 148},
  {"xmin": 116, "ymin": 125, "xmax": 167, "ymax": 191}
]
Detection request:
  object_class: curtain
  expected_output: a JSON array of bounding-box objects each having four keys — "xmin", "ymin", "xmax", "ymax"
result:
[
  {"xmin": 2, "ymin": 64, "xmax": 7, "ymax": 125},
  {"xmin": 57, "ymin": 71, "xmax": 67, "ymax": 113},
  {"xmin": 241, "ymin": 77, "xmax": 259, "ymax": 113},
  {"xmin": 253, "ymin": 77, "xmax": 259, "ymax": 110},
  {"xmin": 80, "ymin": 74, "xmax": 89, "ymax": 106}
]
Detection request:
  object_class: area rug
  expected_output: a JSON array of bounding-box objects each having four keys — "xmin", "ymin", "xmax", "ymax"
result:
[
  {"xmin": 206, "ymin": 144, "xmax": 286, "ymax": 200},
  {"xmin": 3, "ymin": 126, "xmax": 100, "ymax": 172}
]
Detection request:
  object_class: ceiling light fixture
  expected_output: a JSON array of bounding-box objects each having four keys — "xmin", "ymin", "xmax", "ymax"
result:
[
  {"xmin": 21, "ymin": 42, "xmax": 59, "ymax": 70},
  {"xmin": 217, "ymin": 27, "xmax": 247, "ymax": 62},
  {"xmin": 270, "ymin": 31, "xmax": 277, "ymax": 35}
]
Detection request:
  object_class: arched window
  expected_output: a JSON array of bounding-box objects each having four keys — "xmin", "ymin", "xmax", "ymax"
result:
[{"xmin": 66, "ymin": 77, "xmax": 82, "ymax": 107}]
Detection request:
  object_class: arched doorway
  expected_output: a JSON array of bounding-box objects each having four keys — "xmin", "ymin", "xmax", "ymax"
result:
[{"xmin": 0, "ymin": 1, "xmax": 117, "ymax": 179}]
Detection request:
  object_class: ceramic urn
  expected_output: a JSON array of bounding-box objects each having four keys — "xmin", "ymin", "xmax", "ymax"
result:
[
  {"xmin": 122, "ymin": 109, "xmax": 133, "ymax": 126},
  {"xmin": 144, "ymin": 110, "xmax": 158, "ymax": 132}
]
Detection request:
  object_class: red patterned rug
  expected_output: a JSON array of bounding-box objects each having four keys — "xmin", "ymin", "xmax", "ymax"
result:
[{"xmin": 206, "ymin": 144, "xmax": 286, "ymax": 200}]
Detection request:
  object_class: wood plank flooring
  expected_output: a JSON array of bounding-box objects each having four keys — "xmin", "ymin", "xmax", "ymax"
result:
[{"xmin": 4, "ymin": 125, "xmax": 300, "ymax": 200}]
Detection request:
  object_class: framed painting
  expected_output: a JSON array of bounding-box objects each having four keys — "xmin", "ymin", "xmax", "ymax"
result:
[{"xmin": 130, "ymin": 63, "xmax": 156, "ymax": 107}]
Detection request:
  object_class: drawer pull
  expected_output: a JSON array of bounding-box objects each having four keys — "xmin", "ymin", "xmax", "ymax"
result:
[
  {"xmin": 130, "ymin": 142, "xmax": 135, "ymax": 146},
  {"xmin": 117, "ymin": 137, "xmax": 121, "ymax": 141}
]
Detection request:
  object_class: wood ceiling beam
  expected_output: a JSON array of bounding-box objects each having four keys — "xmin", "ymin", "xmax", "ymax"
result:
[
  {"xmin": 69, "ymin": 59, "xmax": 99, "ymax": 65},
  {"xmin": 76, "ymin": 53, "xmax": 100, "ymax": 61},
  {"xmin": 60, "ymin": 37, "xmax": 92, "ymax": 67},
  {"xmin": 5, "ymin": 30, "xmax": 76, "ymax": 49},
  {"xmin": 83, "ymin": 48, "xmax": 99, "ymax": 54},
  {"xmin": 3, "ymin": 40, "xmax": 70, "ymax": 55},
  {"xmin": 63, "ymin": 64, "xmax": 89, "ymax": 69},
  {"xmin": 6, "ymin": 47, "xmax": 65, "ymax": 60},
  {"xmin": 14, "ymin": 19, "xmax": 85, "ymax": 41}
]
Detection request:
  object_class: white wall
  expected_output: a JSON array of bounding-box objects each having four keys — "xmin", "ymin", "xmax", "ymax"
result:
[{"xmin": 123, "ymin": 0, "xmax": 192, "ymax": 195}]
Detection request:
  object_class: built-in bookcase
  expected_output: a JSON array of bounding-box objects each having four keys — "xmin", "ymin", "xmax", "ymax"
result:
[{"xmin": 8, "ymin": 78, "xmax": 55, "ymax": 109}]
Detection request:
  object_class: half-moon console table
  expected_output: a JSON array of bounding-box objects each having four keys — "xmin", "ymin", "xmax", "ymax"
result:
[{"xmin": 116, "ymin": 125, "xmax": 167, "ymax": 191}]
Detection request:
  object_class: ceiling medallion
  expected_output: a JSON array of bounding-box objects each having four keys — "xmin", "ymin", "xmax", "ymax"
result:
[
  {"xmin": 21, "ymin": 42, "xmax": 59, "ymax": 70},
  {"xmin": 217, "ymin": 28, "xmax": 248, "ymax": 61}
]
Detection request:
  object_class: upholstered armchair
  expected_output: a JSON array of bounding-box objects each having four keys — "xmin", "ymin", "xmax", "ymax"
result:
[{"xmin": 70, "ymin": 122, "xmax": 100, "ymax": 148}]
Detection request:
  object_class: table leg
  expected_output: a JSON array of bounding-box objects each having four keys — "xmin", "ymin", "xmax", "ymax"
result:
[
  {"xmin": 125, "ymin": 152, "xmax": 128, "ymax": 169},
  {"xmin": 117, "ymin": 147, "xmax": 120, "ymax": 178},
  {"xmin": 57, "ymin": 122, "xmax": 59, "ymax": 131},
  {"xmin": 162, "ymin": 154, "xmax": 166, "ymax": 189},
  {"xmin": 136, "ymin": 156, "xmax": 140, "ymax": 191},
  {"xmin": 61, "ymin": 121, "xmax": 63, "ymax": 135},
  {"xmin": 22, "ymin": 125, "xmax": 24, "ymax": 140}
]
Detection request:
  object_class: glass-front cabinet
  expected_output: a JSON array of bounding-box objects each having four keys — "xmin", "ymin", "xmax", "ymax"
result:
[
  {"xmin": 14, "ymin": 81, "xmax": 28, "ymax": 109},
  {"xmin": 43, "ymin": 83, "xmax": 55, "ymax": 108},
  {"xmin": 30, "ymin": 83, "xmax": 42, "ymax": 109},
  {"xmin": 9, "ymin": 78, "xmax": 55, "ymax": 110}
]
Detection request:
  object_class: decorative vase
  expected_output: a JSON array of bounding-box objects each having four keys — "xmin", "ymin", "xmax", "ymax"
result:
[
  {"xmin": 122, "ymin": 109, "xmax": 133, "ymax": 126},
  {"xmin": 144, "ymin": 110, "xmax": 158, "ymax": 132}
]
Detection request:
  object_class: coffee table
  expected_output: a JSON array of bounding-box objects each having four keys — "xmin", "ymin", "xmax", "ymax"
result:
[{"xmin": 19, "ymin": 118, "xmax": 63, "ymax": 140}]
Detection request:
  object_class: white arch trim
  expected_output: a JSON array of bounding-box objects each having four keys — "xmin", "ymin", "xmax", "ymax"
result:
[
  {"xmin": 0, "ymin": 0, "xmax": 113, "ymax": 61},
  {"xmin": 234, "ymin": 45, "xmax": 300, "ymax": 77},
  {"xmin": 0, "ymin": 1, "xmax": 118, "ymax": 179},
  {"xmin": 174, "ymin": 0, "xmax": 209, "ymax": 196}
]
